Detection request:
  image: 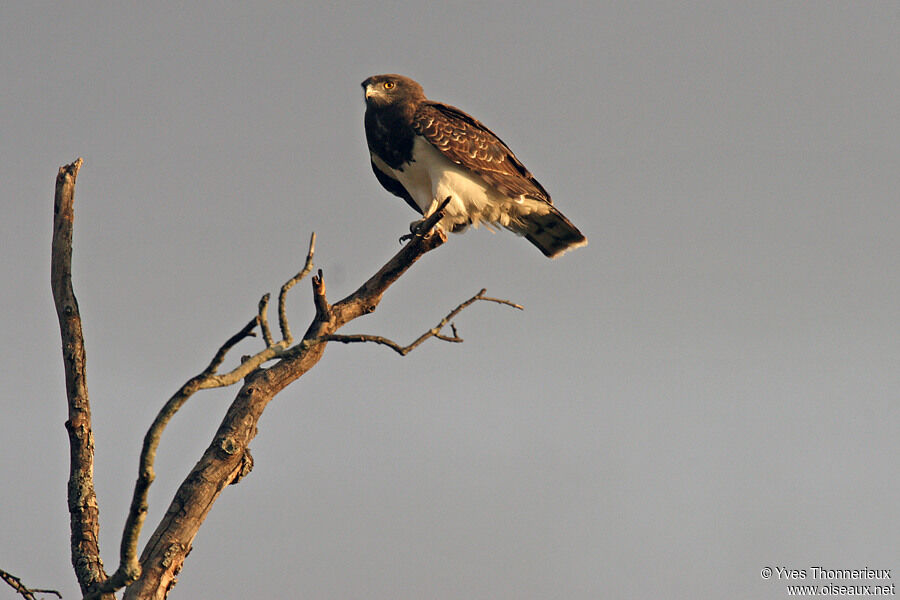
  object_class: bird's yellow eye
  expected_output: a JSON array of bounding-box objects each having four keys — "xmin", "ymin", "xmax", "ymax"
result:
[{"xmin": 383, "ymin": 81, "xmax": 395, "ymax": 90}]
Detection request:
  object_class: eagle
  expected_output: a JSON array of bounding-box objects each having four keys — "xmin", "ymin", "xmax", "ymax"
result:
[{"xmin": 362, "ymin": 74, "xmax": 587, "ymax": 258}]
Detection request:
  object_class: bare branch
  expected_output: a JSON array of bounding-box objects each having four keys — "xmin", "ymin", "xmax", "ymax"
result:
[
  {"xmin": 278, "ymin": 232, "xmax": 316, "ymax": 343},
  {"xmin": 0, "ymin": 568, "xmax": 62, "ymax": 600},
  {"xmin": 203, "ymin": 317, "xmax": 260, "ymax": 377},
  {"xmin": 311, "ymin": 269, "xmax": 331, "ymax": 322},
  {"xmin": 321, "ymin": 332, "xmax": 415, "ymax": 354},
  {"xmin": 124, "ymin": 204, "xmax": 452, "ymax": 599},
  {"xmin": 93, "ymin": 315, "xmax": 261, "ymax": 598},
  {"xmin": 324, "ymin": 288, "xmax": 523, "ymax": 355},
  {"xmin": 97, "ymin": 258, "xmax": 315, "ymax": 599},
  {"xmin": 50, "ymin": 160, "xmax": 522, "ymax": 599},
  {"xmin": 434, "ymin": 322, "xmax": 461, "ymax": 342},
  {"xmin": 116, "ymin": 197, "xmax": 524, "ymax": 599},
  {"xmin": 257, "ymin": 293, "xmax": 274, "ymax": 347},
  {"xmin": 327, "ymin": 205, "xmax": 449, "ymax": 328},
  {"xmin": 51, "ymin": 159, "xmax": 115, "ymax": 599},
  {"xmin": 91, "ymin": 237, "xmax": 316, "ymax": 599}
]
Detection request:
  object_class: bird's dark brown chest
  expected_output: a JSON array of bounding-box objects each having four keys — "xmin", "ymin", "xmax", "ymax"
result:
[{"xmin": 364, "ymin": 106, "xmax": 416, "ymax": 170}]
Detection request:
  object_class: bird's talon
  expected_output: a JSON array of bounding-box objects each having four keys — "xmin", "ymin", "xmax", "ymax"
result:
[{"xmin": 399, "ymin": 219, "xmax": 429, "ymax": 244}]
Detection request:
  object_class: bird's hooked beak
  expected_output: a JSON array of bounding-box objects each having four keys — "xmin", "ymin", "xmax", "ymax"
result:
[{"xmin": 362, "ymin": 79, "xmax": 387, "ymax": 103}]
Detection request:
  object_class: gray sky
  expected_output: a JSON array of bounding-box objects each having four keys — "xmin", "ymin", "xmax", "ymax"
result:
[{"xmin": 2, "ymin": 2, "xmax": 898, "ymax": 599}]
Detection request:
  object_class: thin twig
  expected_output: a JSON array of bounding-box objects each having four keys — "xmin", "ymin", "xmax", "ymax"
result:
[
  {"xmin": 257, "ymin": 293, "xmax": 274, "ymax": 347},
  {"xmin": 324, "ymin": 288, "xmax": 523, "ymax": 355},
  {"xmin": 279, "ymin": 232, "xmax": 316, "ymax": 343},
  {"xmin": 203, "ymin": 317, "xmax": 260, "ymax": 377},
  {"xmin": 0, "ymin": 567, "xmax": 62, "ymax": 599},
  {"xmin": 434, "ymin": 322, "xmax": 461, "ymax": 343}
]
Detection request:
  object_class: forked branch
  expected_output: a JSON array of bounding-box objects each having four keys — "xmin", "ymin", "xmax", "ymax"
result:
[
  {"xmin": 123, "ymin": 197, "xmax": 461, "ymax": 599},
  {"xmin": 88, "ymin": 235, "xmax": 317, "ymax": 600},
  {"xmin": 324, "ymin": 288, "xmax": 523, "ymax": 355},
  {"xmin": 52, "ymin": 163, "xmax": 521, "ymax": 600}
]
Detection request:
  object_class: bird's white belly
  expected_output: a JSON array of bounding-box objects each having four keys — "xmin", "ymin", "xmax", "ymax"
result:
[{"xmin": 373, "ymin": 137, "xmax": 548, "ymax": 232}]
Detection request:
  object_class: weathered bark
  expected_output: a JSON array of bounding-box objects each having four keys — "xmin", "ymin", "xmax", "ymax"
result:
[
  {"xmin": 52, "ymin": 164, "xmax": 512, "ymax": 599},
  {"xmin": 50, "ymin": 159, "xmax": 116, "ymax": 600},
  {"xmin": 123, "ymin": 228, "xmax": 447, "ymax": 599}
]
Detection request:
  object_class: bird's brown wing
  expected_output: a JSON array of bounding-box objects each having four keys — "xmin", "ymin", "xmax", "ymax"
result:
[{"xmin": 412, "ymin": 101, "xmax": 552, "ymax": 203}]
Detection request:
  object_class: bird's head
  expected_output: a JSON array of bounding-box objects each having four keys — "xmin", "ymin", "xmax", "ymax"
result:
[{"xmin": 362, "ymin": 74, "xmax": 425, "ymax": 108}]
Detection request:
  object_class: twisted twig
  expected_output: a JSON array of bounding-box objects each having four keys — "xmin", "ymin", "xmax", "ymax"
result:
[{"xmin": 324, "ymin": 289, "xmax": 523, "ymax": 355}]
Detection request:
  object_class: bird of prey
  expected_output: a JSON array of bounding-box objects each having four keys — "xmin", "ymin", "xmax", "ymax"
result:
[{"xmin": 362, "ymin": 74, "xmax": 587, "ymax": 258}]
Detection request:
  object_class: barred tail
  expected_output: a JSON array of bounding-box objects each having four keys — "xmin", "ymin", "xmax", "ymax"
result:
[{"xmin": 519, "ymin": 206, "xmax": 587, "ymax": 258}]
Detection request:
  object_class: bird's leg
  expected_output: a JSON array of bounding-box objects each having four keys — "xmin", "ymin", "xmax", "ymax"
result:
[{"xmin": 399, "ymin": 196, "xmax": 451, "ymax": 243}]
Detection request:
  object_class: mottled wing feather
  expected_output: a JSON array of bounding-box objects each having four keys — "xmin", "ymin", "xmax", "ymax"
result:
[{"xmin": 413, "ymin": 101, "xmax": 552, "ymax": 203}]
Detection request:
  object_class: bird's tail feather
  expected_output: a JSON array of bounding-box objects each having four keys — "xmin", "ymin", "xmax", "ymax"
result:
[{"xmin": 517, "ymin": 206, "xmax": 587, "ymax": 258}]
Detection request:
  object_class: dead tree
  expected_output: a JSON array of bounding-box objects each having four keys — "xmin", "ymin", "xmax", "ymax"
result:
[{"xmin": 48, "ymin": 159, "xmax": 521, "ymax": 600}]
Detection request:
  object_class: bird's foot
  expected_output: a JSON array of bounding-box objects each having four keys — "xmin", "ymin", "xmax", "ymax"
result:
[
  {"xmin": 397, "ymin": 197, "xmax": 452, "ymax": 244},
  {"xmin": 399, "ymin": 217, "xmax": 440, "ymax": 243}
]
